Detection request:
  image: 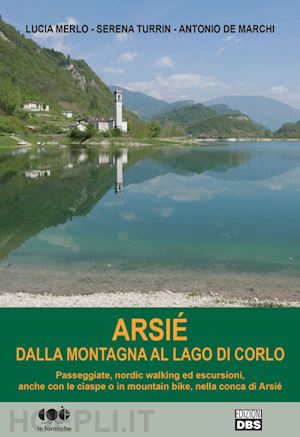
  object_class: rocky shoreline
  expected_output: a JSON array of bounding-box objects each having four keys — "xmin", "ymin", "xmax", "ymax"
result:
[
  {"xmin": 0, "ymin": 290, "xmax": 299, "ymax": 308},
  {"xmin": 1, "ymin": 262, "xmax": 300, "ymax": 307}
]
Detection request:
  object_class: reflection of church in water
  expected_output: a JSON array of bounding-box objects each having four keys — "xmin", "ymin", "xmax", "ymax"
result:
[{"xmin": 98, "ymin": 148, "xmax": 128, "ymax": 194}]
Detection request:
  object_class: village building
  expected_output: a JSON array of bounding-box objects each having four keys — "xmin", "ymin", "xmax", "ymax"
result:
[
  {"xmin": 76, "ymin": 117, "xmax": 90, "ymax": 131},
  {"xmin": 94, "ymin": 90, "xmax": 127, "ymax": 133},
  {"xmin": 95, "ymin": 118, "xmax": 115, "ymax": 132},
  {"xmin": 24, "ymin": 169, "xmax": 51, "ymax": 179},
  {"xmin": 23, "ymin": 101, "xmax": 49, "ymax": 112},
  {"xmin": 62, "ymin": 111, "xmax": 73, "ymax": 119}
]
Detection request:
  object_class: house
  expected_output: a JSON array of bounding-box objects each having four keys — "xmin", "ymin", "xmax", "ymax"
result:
[
  {"xmin": 24, "ymin": 169, "xmax": 51, "ymax": 179},
  {"xmin": 23, "ymin": 101, "xmax": 49, "ymax": 112},
  {"xmin": 95, "ymin": 118, "xmax": 115, "ymax": 132},
  {"xmin": 76, "ymin": 118, "xmax": 89, "ymax": 132},
  {"xmin": 77, "ymin": 124, "xmax": 87, "ymax": 132},
  {"xmin": 62, "ymin": 111, "xmax": 73, "ymax": 119}
]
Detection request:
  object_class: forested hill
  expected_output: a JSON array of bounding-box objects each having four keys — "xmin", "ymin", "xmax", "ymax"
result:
[
  {"xmin": 0, "ymin": 17, "xmax": 144, "ymax": 132},
  {"xmin": 275, "ymin": 121, "xmax": 300, "ymax": 139},
  {"xmin": 155, "ymin": 103, "xmax": 272, "ymax": 138}
]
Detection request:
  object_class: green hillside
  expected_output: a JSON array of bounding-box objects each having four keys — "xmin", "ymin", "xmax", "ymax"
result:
[
  {"xmin": 0, "ymin": 19, "xmax": 112, "ymax": 115},
  {"xmin": 209, "ymin": 104, "xmax": 241, "ymax": 115},
  {"xmin": 155, "ymin": 104, "xmax": 271, "ymax": 138},
  {"xmin": 0, "ymin": 18, "xmax": 145, "ymax": 134},
  {"xmin": 188, "ymin": 114, "xmax": 271, "ymax": 138},
  {"xmin": 275, "ymin": 121, "xmax": 300, "ymax": 139},
  {"xmin": 156, "ymin": 103, "xmax": 216, "ymax": 127}
]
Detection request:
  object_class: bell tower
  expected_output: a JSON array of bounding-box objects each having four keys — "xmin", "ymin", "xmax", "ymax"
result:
[{"xmin": 114, "ymin": 90, "xmax": 123, "ymax": 129}]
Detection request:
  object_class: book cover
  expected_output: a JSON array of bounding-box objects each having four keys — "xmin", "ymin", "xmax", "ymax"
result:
[{"xmin": 0, "ymin": 1, "xmax": 299, "ymax": 435}]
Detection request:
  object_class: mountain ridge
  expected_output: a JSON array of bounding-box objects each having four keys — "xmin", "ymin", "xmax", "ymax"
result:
[
  {"xmin": 109, "ymin": 85, "xmax": 194, "ymax": 120},
  {"xmin": 205, "ymin": 95, "xmax": 300, "ymax": 131}
]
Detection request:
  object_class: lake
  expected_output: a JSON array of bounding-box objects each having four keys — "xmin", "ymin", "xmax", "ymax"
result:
[{"xmin": 0, "ymin": 142, "xmax": 300, "ymax": 300}]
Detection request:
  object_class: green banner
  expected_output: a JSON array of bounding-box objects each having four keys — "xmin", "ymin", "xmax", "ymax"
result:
[{"xmin": 0, "ymin": 308, "xmax": 298, "ymax": 402}]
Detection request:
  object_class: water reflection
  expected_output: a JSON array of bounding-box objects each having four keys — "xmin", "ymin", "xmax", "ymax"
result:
[
  {"xmin": 0, "ymin": 142, "xmax": 300, "ymax": 278},
  {"xmin": 98, "ymin": 149, "xmax": 128, "ymax": 194}
]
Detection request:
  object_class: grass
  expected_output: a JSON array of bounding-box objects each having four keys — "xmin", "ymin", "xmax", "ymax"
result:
[{"xmin": 0, "ymin": 135, "xmax": 19, "ymax": 147}]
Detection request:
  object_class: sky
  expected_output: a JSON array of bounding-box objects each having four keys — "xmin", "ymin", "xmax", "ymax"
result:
[{"xmin": 1, "ymin": 0, "xmax": 300, "ymax": 107}]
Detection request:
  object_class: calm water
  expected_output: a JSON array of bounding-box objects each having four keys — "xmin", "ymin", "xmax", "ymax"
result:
[{"xmin": 0, "ymin": 142, "xmax": 300, "ymax": 294}]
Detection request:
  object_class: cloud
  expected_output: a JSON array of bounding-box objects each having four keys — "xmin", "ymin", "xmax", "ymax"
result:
[
  {"xmin": 116, "ymin": 33, "xmax": 130, "ymax": 43},
  {"xmin": 223, "ymin": 35, "xmax": 241, "ymax": 44},
  {"xmin": 217, "ymin": 35, "xmax": 241, "ymax": 55},
  {"xmin": 120, "ymin": 211, "xmax": 139, "ymax": 222},
  {"xmin": 267, "ymin": 85, "xmax": 289, "ymax": 95},
  {"xmin": 217, "ymin": 47, "xmax": 226, "ymax": 55},
  {"xmin": 156, "ymin": 56, "xmax": 174, "ymax": 68},
  {"xmin": 125, "ymin": 73, "xmax": 230, "ymax": 101},
  {"xmin": 32, "ymin": 17, "xmax": 78, "ymax": 52},
  {"xmin": 102, "ymin": 66, "xmax": 125, "ymax": 75},
  {"xmin": 257, "ymin": 167, "xmax": 300, "ymax": 192},
  {"xmin": 260, "ymin": 85, "xmax": 300, "ymax": 108},
  {"xmin": 118, "ymin": 51, "xmax": 139, "ymax": 64},
  {"xmin": 127, "ymin": 174, "xmax": 227, "ymax": 202},
  {"xmin": 156, "ymin": 207, "xmax": 173, "ymax": 217},
  {"xmin": 38, "ymin": 232, "xmax": 79, "ymax": 252},
  {"xmin": 223, "ymin": 35, "xmax": 234, "ymax": 42}
]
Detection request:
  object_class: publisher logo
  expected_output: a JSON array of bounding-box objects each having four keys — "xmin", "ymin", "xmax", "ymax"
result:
[
  {"xmin": 36, "ymin": 406, "xmax": 72, "ymax": 432},
  {"xmin": 38, "ymin": 407, "xmax": 71, "ymax": 423},
  {"xmin": 10, "ymin": 408, "xmax": 154, "ymax": 433},
  {"xmin": 235, "ymin": 409, "xmax": 262, "ymax": 431}
]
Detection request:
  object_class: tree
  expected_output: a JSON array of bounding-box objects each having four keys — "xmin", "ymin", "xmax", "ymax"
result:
[
  {"xmin": 69, "ymin": 124, "xmax": 96, "ymax": 142},
  {"xmin": 147, "ymin": 121, "xmax": 161, "ymax": 138},
  {"xmin": 103, "ymin": 127, "xmax": 121, "ymax": 138}
]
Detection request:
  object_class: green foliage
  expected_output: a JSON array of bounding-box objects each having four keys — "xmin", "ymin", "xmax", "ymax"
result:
[
  {"xmin": 14, "ymin": 110, "xmax": 30, "ymax": 121},
  {"xmin": 187, "ymin": 115, "xmax": 271, "ymax": 138},
  {"xmin": 156, "ymin": 104, "xmax": 216, "ymax": 128},
  {"xmin": 147, "ymin": 120, "xmax": 161, "ymax": 138},
  {"xmin": 0, "ymin": 17, "xmax": 148, "ymax": 137},
  {"xmin": 0, "ymin": 115, "xmax": 25, "ymax": 133},
  {"xmin": 161, "ymin": 123, "xmax": 185, "ymax": 137},
  {"xmin": 103, "ymin": 127, "xmax": 122, "ymax": 137},
  {"xmin": 38, "ymin": 123, "xmax": 64, "ymax": 134},
  {"xmin": 275, "ymin": 121, "xmax": 300, "ymax": 138},
  {"xmin": 69, "ymin": 125, "xmax": 96, "ymax": 142},
  {"xmin": 156, "ymin": 103, "xmax": 272, "ymax": 139},
  {"xmin": 0, "ymin": 19, "xmax": 112, "ymax": 117}
]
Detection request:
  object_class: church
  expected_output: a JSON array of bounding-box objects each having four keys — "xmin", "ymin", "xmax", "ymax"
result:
[{"xmin": 95, "ymin": 90, "xmax": 128, "ymax": 133}]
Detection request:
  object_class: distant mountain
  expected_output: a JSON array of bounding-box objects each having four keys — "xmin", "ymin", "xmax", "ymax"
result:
[
  {"xmin": 205, "ymin": 96, "xmax": 300, "ymax": 131},
  {"xmin": 109, "ymin": 85, "xmax": 194, "ymax": 120},
  {"xmin": 155, "ymin": 103, "xmax": 271, "ymax": 139},
  {"xmin": 109, "ymin": 86, "xmax": 169, "ymax": 119},
  {"xmin": 209, "ymin": 104, "xmax": 241, "ymax": 115},
  {"xmin": 158, "ymin": 99, "xmax": 194, "ymax": 114},
  {"xmin": 275, "ymin": 121, "xmax": 300, "ymax": 139}
]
